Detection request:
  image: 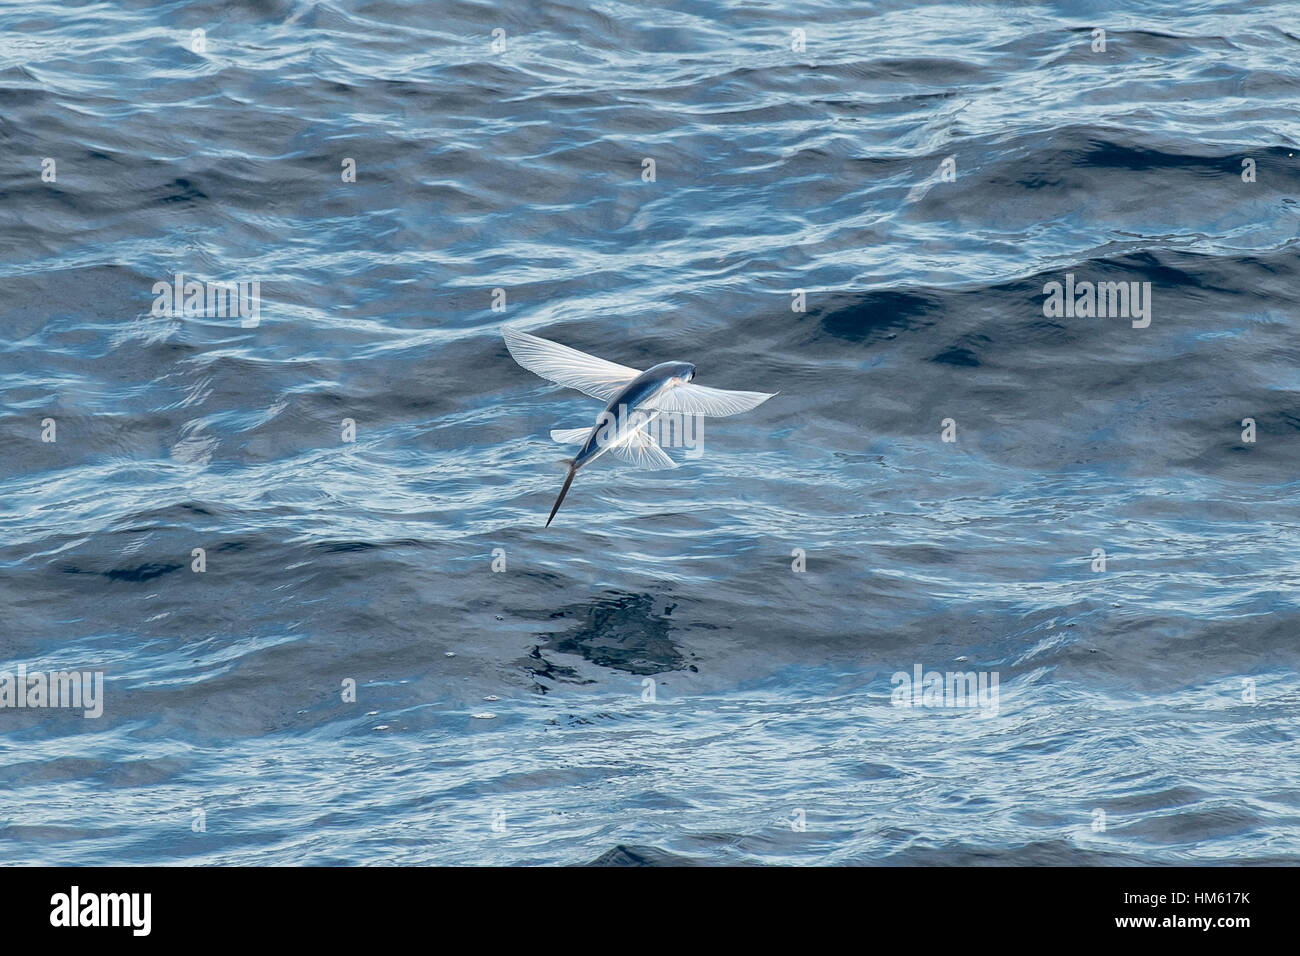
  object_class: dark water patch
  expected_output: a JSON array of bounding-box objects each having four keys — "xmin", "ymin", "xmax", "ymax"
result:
[
  {"xmin": 531, "ymin": 591, "xmax": 693, "ymax": 678},
  {"xmin": 58, "ymin": 562, "xmax": 185, "ymax": 583}
]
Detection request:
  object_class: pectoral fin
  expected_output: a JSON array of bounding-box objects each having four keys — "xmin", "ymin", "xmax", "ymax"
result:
[
  {"xmin": 504, "ymin": 327, "xmax": 642, "ymax": 402},
  {"xmin": 646, "ymin": 382, "xmax": 776, "ymax": 417}
]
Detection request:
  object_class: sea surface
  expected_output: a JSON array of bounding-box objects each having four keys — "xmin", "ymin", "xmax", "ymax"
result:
[{"xmin": 1, "ymin": 0, "xmax": 1298, "ymax": 865}]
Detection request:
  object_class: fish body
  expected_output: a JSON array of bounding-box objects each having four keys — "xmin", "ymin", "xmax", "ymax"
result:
[{"xmin": 570, "ymin": 361, "xmax": 695, "ymax": 469}]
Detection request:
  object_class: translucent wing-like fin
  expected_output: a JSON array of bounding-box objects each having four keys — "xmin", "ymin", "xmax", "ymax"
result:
[
  {"xmin": 503, "ymin": 327, "xmax": 641, "ymax": 402},
  {"xmin": 606, "ymin": 424, "xmax": 678, "ymax": 471},
  {"xmin": 549, "ymin": 426, "xmax": 591, "ymax": 444},
  {"xmin": 645, "ymin": 382, "xmax": 776, "ymax": 417}
]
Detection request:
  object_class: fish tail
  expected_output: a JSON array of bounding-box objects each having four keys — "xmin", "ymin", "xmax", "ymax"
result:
[{"xmin": 546, "ymin": 462, "xmax": 578, "ymax": 528}]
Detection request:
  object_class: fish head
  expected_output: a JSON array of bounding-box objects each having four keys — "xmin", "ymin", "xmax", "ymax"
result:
[{"xmin": 663, "ymin": 361, "xmax": 696, "ymax": 385}]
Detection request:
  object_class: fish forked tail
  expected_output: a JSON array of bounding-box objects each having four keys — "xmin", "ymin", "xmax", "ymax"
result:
[{"xmin": 546, "ymin": 461, "xmax": 577, "ymax": 528}]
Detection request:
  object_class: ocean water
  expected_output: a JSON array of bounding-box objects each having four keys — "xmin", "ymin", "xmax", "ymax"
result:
[{"xmin": 1, "ymin": 0, "xmax": 1298, "ymax": 865}]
